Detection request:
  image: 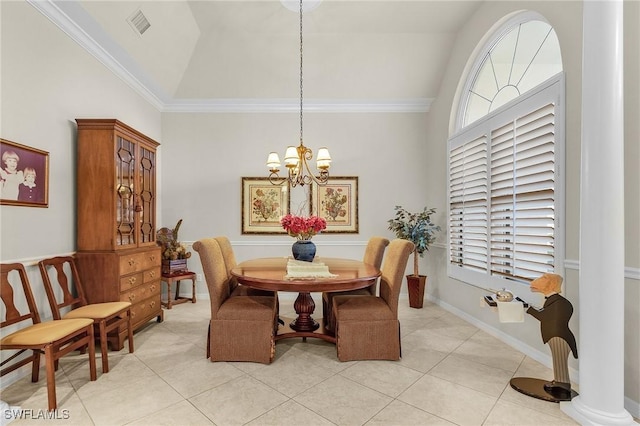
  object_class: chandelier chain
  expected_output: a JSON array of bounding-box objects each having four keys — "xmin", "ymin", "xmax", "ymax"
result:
[
  {"xmin": 266, "ymin": 0, "xmax": 330, "ymax": 187},
  {"xmin": 299, "ymin": 0, "xmax": 303, "ymax": 144}
]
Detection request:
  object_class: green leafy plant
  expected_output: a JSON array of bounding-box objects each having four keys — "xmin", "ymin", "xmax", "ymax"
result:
[{"xmin": 387, "ymin": 205, "xmax": 440, "ymax": 276}]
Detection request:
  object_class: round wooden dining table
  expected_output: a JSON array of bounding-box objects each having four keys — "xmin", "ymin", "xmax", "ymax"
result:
[{"xmin": 230, "ymin": 257, "xmax": 380, "ymax": 342}]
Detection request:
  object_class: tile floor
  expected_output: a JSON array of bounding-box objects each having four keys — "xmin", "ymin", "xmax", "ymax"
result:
[{"xmin": 1, "ymin": 295, "xmax": 582, "ymax": 425}]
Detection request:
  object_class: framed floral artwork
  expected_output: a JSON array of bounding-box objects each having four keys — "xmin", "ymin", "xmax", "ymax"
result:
[
  {"xmin": 310, "ymin": 176, "xmax": 359, "ymax": 233},
  {"xmin": 241, "ymin": 177, "xmax": 290, "ymax": 234},
  {"xmin": 0, "ymin": 138, "xmax": 49, "ymax": 208}
]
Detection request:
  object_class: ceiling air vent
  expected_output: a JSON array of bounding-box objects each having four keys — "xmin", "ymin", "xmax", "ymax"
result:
[{"xmin": 127, "ymin": 9, "xmax": 151, "ymax": 36}]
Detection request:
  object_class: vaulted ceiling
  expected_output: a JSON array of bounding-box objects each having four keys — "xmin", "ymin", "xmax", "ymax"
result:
[{"xmin": 42, "ymin": 1, "xmax": 484, "ymax": 111}]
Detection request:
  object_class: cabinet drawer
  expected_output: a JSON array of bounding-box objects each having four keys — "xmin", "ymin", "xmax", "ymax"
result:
[
  {"xmin": 144, "ymin": 267, "xmax": 161, "ymax": 283},
  {"xmin": 120, "ymin": 273, "xmax": 143, "ymax": 291},
  {"xmin": 130, "ymin": 297, "xmax": 160, "ymax": 326},
  {"xmin": 119, "ymin": 251, "xmax": 160, "ymax": 275},
  {"xmin": 121, "ymin": 280, "xmax": 160, "ymax": 305}
]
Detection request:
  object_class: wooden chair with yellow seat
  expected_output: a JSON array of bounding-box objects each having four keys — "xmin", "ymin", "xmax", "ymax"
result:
[
  {"xmin": 193, "ymin": 238, "xmax": 279, "ymax": 364},
  {"xmin": 321, "ymin": 236, "xmax": 389, "ymax": 332},
  {"xmin": 38, "ymin": 256, "xmax": 134, "ymax": 374},
  {"xmin": 1, "ymin": 263, "xmax": 97, "ymax": 411},
  {"xmin": 332, "ymin": 239, "xmax": 414, "ymax": 361}
]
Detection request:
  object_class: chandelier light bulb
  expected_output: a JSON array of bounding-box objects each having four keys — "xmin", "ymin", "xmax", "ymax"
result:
[{"xmin": 266, "ymin": 152, "xmax": 281, "ymax": 170}]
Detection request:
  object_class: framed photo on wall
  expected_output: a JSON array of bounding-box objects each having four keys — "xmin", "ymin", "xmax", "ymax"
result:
[
  {"xmin": 0, "ymin": 138, "xmax": 49, "ymax": 208},
  {"xmin": 310, "ymin": 176, "xmax": 358, "ymax": 233},
  {"xmin": 241, "ymin": 177, "xmax": 290, "ymax": 234}
]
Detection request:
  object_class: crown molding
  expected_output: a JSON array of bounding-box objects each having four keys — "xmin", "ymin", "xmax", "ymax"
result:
[
  {"xmin": 29, "ymin": 0, "xmax": 433, "ymax": 114},
  {"xmin": 28, "ymin": 0, "xmax": 167, "ymax": 110},
  {"xmin": 163, "ymin": 98, "xmax": 433, "ymax": 113}
]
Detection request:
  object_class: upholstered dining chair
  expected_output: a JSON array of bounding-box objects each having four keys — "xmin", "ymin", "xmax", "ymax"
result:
[
  {"xmin": 193, "ymin": 238, "xmax": 279, "ymax": 364},
  {"xmin": 332, "ymin": 238, "xmax": 414, "ymax": 361},
  {"xmin": 321, "ymin": 236, "xmax": 390, "ymax": 332},
  {"xmin": 214, "ymin": 236, "xmax": 281, "ymax": 328},
  {"xmin": 1, "ymin": 263, "xmax": 97, "ymax": 411},
  {"xmin": 38, "ymin": 256, "xmax": 134, "ymax": 373},
  {"xmin": 214, "ymin": 236, "xmax": 277, "ymax": 298}
]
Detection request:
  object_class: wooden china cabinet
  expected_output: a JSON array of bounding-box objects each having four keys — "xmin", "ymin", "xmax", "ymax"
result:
[{"xmin": 75, "ymin": 119, "xmax": 163, "ymax": 350}]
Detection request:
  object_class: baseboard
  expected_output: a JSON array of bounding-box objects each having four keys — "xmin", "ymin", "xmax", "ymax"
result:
[
  {"xmin": 624, "ymin": 396, "xmax": 640, "ymax": 420},
  {"xmin": 426, "ymin": 294, "xmax": 578, "ymax": 380},
  {"xmin": 426, "ymin": 293, "xmax": 640, "ymax": 420}
]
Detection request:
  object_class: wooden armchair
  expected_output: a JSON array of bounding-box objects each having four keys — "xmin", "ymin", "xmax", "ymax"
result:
[
  {"xmin": 322, "ymin": 236, "xmax": 389, "ymax": 332},
  {"xmin": 1, "ymin": 263, "xmax": 97, "ymax": 411},
  {"xmin": 38, "ymin": 256, "xmax": 134, "ymax": 373},
  {"xmin": 333, "ymin": 239, "xmax": 414, "ymax": 361},
  {"xmin": 193, "ymin": 238, "xmax": 278, "ymax": 364}
]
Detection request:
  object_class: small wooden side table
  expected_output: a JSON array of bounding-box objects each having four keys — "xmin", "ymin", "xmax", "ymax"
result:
[{"xmin": 161, "ymin": 271, "xmax": 197, "ymax": 309}]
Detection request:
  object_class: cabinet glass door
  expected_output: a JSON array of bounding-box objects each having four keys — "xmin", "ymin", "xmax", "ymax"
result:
[
  {"xmin": 116, "ymin": 136, "xmax": 137, "ymax": 247},
  {"xmin": 138, "ymin": 144, "xmax": 156, "ymax": 245}
]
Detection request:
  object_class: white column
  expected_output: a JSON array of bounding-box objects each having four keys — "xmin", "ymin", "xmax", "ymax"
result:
[{"xmin": 561, "ymin": 1, "xmax": 634, "ymax": 424}]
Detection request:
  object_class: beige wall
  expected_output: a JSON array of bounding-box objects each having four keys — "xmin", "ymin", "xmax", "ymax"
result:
[
  {"xmin": 424, "ymin": 0, "xmax": 639, "ymax": 412},
  {"xmin": 159, "ymin": 111, "xmax": 431, "ymax": 259},
  {"xmin": 623, "ymin": 0, "xmax": 640, "ymax": 408},
  {"xmin": 0, "ymin": 1, "xmax": 161, "ymax": 261},
  {"xmin": 0, "ymin": 0, "xmax": 161, "ymax": 385},
  {"xmin": 1, "ymin": 0, "xmax": 638, "ymax": 413}
]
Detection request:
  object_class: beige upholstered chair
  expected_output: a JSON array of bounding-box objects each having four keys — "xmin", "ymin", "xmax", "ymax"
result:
[
  {"xmin": 322, "ymin": 236, "xmax": 390, "ymax": 332},
  {"xmin": 213, "ymin": 236, "xmax": 239, "ymax": 293},
  {"xmin": 193, "ymin": 238, "xmax": 278, "ymax": 364},
  {"xmin": 1, "ymin": 263, "xmax": 97, "ymax": 411},
  {"xmin": 214, "ymin": 236, "xmax": 276, "ymax": 298},
  {"xmin": 333, "ymin": 239, "xmax": 414, "ymax": 361},
  {"xmin": 38, "ymin": 256, "xmax": 134, "ymax": 373}
]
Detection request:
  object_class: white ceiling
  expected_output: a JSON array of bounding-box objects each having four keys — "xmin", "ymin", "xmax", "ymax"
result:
[{"xmin": 43, "ymin": 0, "xmax": 484, "ymax": 111}]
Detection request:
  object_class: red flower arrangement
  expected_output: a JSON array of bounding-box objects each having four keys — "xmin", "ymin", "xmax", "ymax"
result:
[{"xmin": 280, "ymin": 214, "xmax": 327, "ymax": 240}]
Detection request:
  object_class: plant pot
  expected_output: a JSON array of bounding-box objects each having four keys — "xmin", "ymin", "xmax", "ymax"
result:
[
  {"xmin": 292, "ymin": 240, "xmax": 316, "ymax": 262},
  {"xmin": 162, "ymin": 259, "xmax": 188, "ymax": 275},
  {"xmin": 407, "ymin": 274, "xmax": 427, "ymax": 308}
]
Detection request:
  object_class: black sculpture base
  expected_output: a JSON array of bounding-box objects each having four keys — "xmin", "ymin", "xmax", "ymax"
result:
[{"xmin": 510, "ymin": 377, "xmax": 578, "ymax": 403}]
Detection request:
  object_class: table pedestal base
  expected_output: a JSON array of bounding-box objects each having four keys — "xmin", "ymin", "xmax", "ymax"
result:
[
  {"xmin": 510, "ymin": 377, "xmax": 578, "ymax": 402},
  {"xmin": 276, "ymin": 316, "xmax": 335, "ymax": 343},
  {"xmin": 290, "ymin": 292, "xmax": 320, "ymax": 332}
]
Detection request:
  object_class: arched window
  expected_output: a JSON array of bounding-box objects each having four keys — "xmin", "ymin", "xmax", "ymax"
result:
[{"xmin": 448, "ymin": 12, "xmax": 565, "ymax": 287}]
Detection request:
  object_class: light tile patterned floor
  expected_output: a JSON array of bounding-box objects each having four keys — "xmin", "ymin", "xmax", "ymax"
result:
[{"xmin": 1, "ymin": 295, "xmax": 580, "ymax": 425}]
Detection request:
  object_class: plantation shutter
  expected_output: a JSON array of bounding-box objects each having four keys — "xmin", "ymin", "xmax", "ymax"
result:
[
  {"xmin": 450, "ymin": 98, "xmax": 559, "ymax": 284},
  {"xmin": 449, "ymin": 135, "xmax": 488, "ymax": 272},
  {"xmin": 489, "ymin": 121, "xmax": 516, "ymax": 276},
  {"xmin": 449, "ymin": 72, "xmax": 563, "ymax": 286},
  {"xmin": 489, "ymin": 103, "xmax": 556, "ymax": 280}
]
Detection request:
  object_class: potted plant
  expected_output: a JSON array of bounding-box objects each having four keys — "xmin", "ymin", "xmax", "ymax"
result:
[{"xmin": 388, "ymin": 205, "xmax": 440, "ymax": 308}]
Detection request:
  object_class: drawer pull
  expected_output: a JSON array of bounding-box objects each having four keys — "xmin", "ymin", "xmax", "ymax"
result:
[
  {"xmin": 150, "ymin": 301, "xmax": 156, "ymax": 308},
  {"xmin": 128, "ymin": 293, "xmax": 136, "ymax": 301},
  {"xmin": 150, "ymin": 254, "xmax": 156, "ymax": 261},
  {"xmin": 128, "ymin": 258, "xmax": 136, "ymax": 267},
  {"xmin": 131, "ymin": 311, "xmax": 136, "ymax": 318},
  {"xmin": 150, "ymin": 284, "xmax": 156, "ymax": 292},
  {"xmin": 149, "ymin": 270, "xmax": 156, "ymax": 278},
  {"xmin": 128, "ymin": 277, "xmax": 137, "ymax": 286}
]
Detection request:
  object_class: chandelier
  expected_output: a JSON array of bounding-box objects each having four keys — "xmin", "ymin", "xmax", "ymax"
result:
[{"xmin": 267, "ymin": 0, "xmax": 331, "ymax": 187}]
